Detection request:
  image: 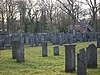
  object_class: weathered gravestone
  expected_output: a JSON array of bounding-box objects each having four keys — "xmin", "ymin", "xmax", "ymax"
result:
[
  {"xmin": 5, "ymin": 34, "xmax": 12, "ymax": 49},
  {"xmin": 11, "ymin": 34, "xmax": 24, "ymax": 62},
  {"xmin": 64, "ymin": 44, "xmax": 76, "ymax": 72},
  {"xmin": 29, "ymin": 34, "xmax": 35, "ymax": 47},
  {"xmin": 26, "ymin": 36, "xmax": 30, "ymax": 45},
  {"xmin": 53, "ymin": 45, "xmax": 59, "ymax": 56},
  {"xmin": 77, "ymin": 48, "xmax": 87, "ymax": 75},
  {"xmin": 0, "ymin": 39, "xmax": 5, "ymax": 50},
  {"xmin": 97, "ymin": 34, "xmax": 100, "ymax": 48},
  {"xmin": 42, "ymin": 42, "xmax": 48, "ymax": 57},
  {"xmin": 12, "ymin": 41, "xmax": 18, "ymax": 59},
  {"xmin": 67, "ymin": 33, "xmax": 73, "ymax": 44},
  {"xmin": 86, "ymin": 44, "xmax": 97, "ymax": 68}
]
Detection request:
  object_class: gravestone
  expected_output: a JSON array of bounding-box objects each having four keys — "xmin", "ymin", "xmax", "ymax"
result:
[
  {"xmin": 0, "ymin": 39, "xmax": 5, "ymax": 50},
  {"xmin": 12, "ymin": 41, "xmax": 18, "ymax": 59},
  {"xmin": 11, "ymin": 34, "xmax": 20, "ymax": 59},
  {"xmin": 11, "ymin": 34, "xmax": 24, "ymax": 62},
  {"xmin": 86, "ymin": 44, "xmax": 97, "ymax": 68},
  {"xmin": 53, "ymin": 45, "xmax": 59, "ymax": 56},
  {"xmin": 42, "ymin": 42, "xmax": 48, "ymax": 57},
  {"xmin": 26, "ymin": 36, "xmax": 30, "ymax": 45},
  {"xmin": 97, "ymin": 34, "xmax": 100, "ymax": 48},
  {"xmin": 68, "ymin": 33, "xmax": 73, "ymax": 44},
  {"xmin": 16, "ymin": 36, "xmax": 24, "ymax": 62},
  {"xmin": 64, "ymin": 44, "xmax": 76, "ymax": 72},
  {"xmin": 77, "ymin": 48, "xmax": 87, "ymax": 75},
  {"xmin": 5, "ymin": 35, "xmax": 11, "ymax": 49},
  {"xmin": 29, "ymin": 35, "xmax": 34, "ymax": 47}
]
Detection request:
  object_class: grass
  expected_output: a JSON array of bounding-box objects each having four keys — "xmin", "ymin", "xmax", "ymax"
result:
[{"xmin": 0, "ymin": 42, "xmax": 100, "ymax": 75}]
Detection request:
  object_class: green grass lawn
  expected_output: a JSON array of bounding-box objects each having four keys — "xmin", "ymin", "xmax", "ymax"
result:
[{"xmin": 0, "ymin": 42, "xmax": 100, "ymax": 75}]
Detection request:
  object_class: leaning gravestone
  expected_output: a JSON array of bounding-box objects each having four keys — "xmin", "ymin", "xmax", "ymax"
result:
[
  {"xmin": 11, "ymin": 34, "xmax": 24, "ymax": 62},
  {"xmin": 42, "ymin": 42, "xmax": 48, "ymax": 57},
  {"xmin": 53, "ymin": 45, "xmax": 59, "ymax": 56},
  {"xmin": 64, "ymin": 44, "xmax": 76, "ymax": 72},
  {"xmin": 86, "ymin": 44, "xmax": 97, "ymax": 68},
  {"xmin": 97, "ymin": 34, "xmax": 100, "ymax": 48},
  {"xmin": 77, "ymin": 48, "xmax": 87, "ymax": 75}
]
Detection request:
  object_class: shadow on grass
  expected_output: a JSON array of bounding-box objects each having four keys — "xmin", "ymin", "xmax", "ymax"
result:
[{"xmin": 61, "ymin": 70, "xmax": 77, "ymax": 74}]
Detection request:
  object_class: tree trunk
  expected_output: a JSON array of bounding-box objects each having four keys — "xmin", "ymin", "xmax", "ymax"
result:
[{"xmin": 1, "ymin": 11, "xmax": 5, "ymax": 32}]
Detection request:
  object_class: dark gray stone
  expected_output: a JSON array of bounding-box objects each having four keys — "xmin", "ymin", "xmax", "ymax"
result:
[
  {"xmin": 16, "ymin": 37, "xmax": 24, "ymax": 62},
  {"xmin": 67, "ymin": 33, "xmax": 73, "ymax": 44},
  {"xmin": 53, "ymin": 45, "xmax": 59, "ymax": 56},
  {"xmin": 0, "ymin": 39, "xmax": 5, "ymax": 50},
  {"xmin": 64, "ymin": 44, "xmax": 76, "ymax": 72},
  {"xmin": 4, "ymin": 35, "xmax": 11, "ymax": 49},
  {"xmin": 29, "ymin": 35, "xmax": 34, "ymax": 47},
  {"xmin": 12, "ymin": 41, "xmax": 19, "ymax": 59},
  {"xmin": 97, "ymin": 35, "xmax": 100, "ymax": 48},
  {"xmin": 87, "ymin": 44, "xmax": 97, "ymax": 68},
  {"xmin": 77, "ymin": 48, "xmax": 87, "ymax": 75},
  {"xmin": 11, "ymin": 35, "xmax": 24, "ymax": 62},
  {"xmin": 42, "ymin": 42, "xmax": 48, "ymax": 57}
]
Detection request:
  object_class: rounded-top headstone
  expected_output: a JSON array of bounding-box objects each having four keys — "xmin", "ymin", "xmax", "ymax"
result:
[{"xmin": 87, "ymin": 44, "xmax": 97, "ymax": 68}]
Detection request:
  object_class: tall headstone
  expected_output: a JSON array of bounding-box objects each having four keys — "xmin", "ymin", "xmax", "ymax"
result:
[
  {"xmin": 77, "ymin": 48, "xmax": 87, "ymax": 75},
  {"xmin": 42, "ymin": 42, "xmax": 48, "ymax": 57},
  {"xmin": 29, "ymin": 35, "xmax": 34, "ymax": 47},
  {"xmin": 5, "ymin": 34, "xmax": 11, "ymax": 49},
  {"xmin": 68, "ymin": 33, "xmax": 73, "ymax": 44},
  {"xmin": 97, "ymin": 34, "xmax": 100, "ymax": 48},
  {"xmin": 86, "ymin": 44, "xmax": 97, "ymax": 68},
  {"xmin": 16, "ymin": 36, "xmax": 24, "ymax": 62},
  {"xmin": 12, "ymin": 41, "xmax": 18, "ymax": 59},
  {"xmin": 64, "ymin": 44, "xmax": 76, "ymax": 72},
  {"xmin": 53, "ymin": 45, "xmax": 59, "ymax": 56},
  {"xmin": 0, "ymin": 39, "xmax": 5, "ymax": 50},
  {"xmin": 11, "ymin": 34, "xmax": 24, "ymax": 62}
]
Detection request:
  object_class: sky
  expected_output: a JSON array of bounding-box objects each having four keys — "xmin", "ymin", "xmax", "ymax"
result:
[{"xmin": 32, "ymin": 0, "xmax": 100, "ymax": 9}]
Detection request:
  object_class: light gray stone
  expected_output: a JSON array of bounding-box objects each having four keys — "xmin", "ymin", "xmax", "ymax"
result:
[{"xmin": 53, "ymin": 45, "xmax": 59, "ymax": 56}]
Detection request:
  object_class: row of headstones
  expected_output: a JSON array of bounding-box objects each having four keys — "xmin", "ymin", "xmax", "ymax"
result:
[
  {"xmin": 11, "ymin": 35, "xmax": 60, "ymax": 62},
  {"xmin": 0, "ymin": 33, "xmax": 12, "ymax": 50},
  {"xmin": 11, "ymin": 38, "xmax": 98, "ymax": 75},
  {"xmin": 77, "ymin": 44, "xmax": 97, "ymax": 75},
  {"xmin": 23, "ymin": 32, "xmax": 98, "ymax": 46},
  {"xmin": 64, "ymin": 43, "xmax": 97, "ymax": 75},
  {"xmin": 10, "ymin": 33, "xmax": 100, "ymax": 75},
  {"xmin": 0, "ymin": 32, "xmax": 99, "ymax": 50},
  {"xmin": 41, "ymin": 43, "xmax": 97, "ymax": 74}
]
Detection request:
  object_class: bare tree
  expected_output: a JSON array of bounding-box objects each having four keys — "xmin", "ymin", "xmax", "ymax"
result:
[
  {"xmin": 5, "ymin": 0, "xmax": 18, "ymax": 32},
  {"xmin": 0, "ymin": 0, "xmax": 5, "ymax": 32},
  {"xmin": 38, "ymin": 0, "xmax": 56, "ymax": 31},
  {"xmin": 57, "ymin": 0, "xmax": 83, "ymax": 32},
  {"xmin": 85, "ymin": 0, "xmax": 100, "ymax": 31},
  {"xmin": 26, "ymin": 0, "xmax": 40, "ymax": 32},
  {"xmin": 17, "ymin": 0, "xmax": 27, "ymax": 33}
]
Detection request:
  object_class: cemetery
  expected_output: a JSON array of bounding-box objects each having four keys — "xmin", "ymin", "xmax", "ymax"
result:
[
  {"xmin": 0, "ymin": 32, "xmax": 100, "ymax": 75},
  {"xmin": 0, "ymin": 0, "xmax": 100, "ymax": 75}
]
